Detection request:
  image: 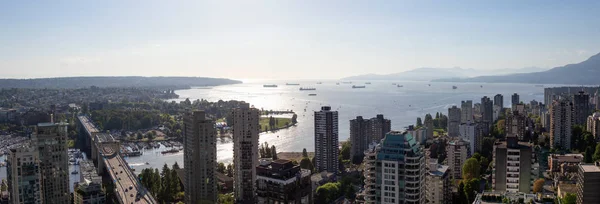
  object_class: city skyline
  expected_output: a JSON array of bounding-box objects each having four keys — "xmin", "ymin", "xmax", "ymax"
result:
[{"xmin": 2, "ymin": 1, "xmax": 600, "ymax": 79}]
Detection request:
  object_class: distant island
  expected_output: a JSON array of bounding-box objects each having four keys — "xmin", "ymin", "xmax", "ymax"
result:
[
  {"xmin": 434, "ymin": 52, "xmax": 600, "ymax": 85},
  {"xmin": 0, "ymin": 76, "xmax": 242, "ymax": 89}
]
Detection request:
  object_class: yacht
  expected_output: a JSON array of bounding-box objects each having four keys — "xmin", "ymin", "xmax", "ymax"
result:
[
  {"xmin": 263, "ymin": 84, "xmax": 278, "ymax": 88},
  {"xmin": 352, "ymin": 85, "xmax": 366, "ymax": 89},
  {"xmin": 452, "ymin": 86, "xmax": 457, "ymax": 89}
]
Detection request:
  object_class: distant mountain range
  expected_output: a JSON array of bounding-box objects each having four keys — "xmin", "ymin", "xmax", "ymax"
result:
[
  {"xmin": 434, "ymin": 52, "xmax": 600, "ymax": 85},
  {"xmin": 0, "ymin": 76, "xmax": 242, "ymax": 89},
  {"xmin": 342, "ymin": 67, "xmax": 549, "ymax": 81}
]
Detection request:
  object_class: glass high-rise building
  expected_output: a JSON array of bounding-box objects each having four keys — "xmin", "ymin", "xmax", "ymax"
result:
[
  {"xmin": 362, "ymin": 131, "xmax": 425, "ymax": 204},
  {"xmin": 36, "ymin": 123, "xmax": 70, "ymax": 204}
]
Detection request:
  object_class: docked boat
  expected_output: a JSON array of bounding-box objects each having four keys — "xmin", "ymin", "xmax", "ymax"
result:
[
  {"xmin": 452, "ymin": 86, "xmax": 457, "ymax": 89},
  {"xmin": 397, "ymin": 85, "xmax": 403, "ymax": 87},
  {"xmin": 352, "ymin": 85, "xmax": 366, "ymax": 89},
  {"xmin": 286, "ymin": 83, "xmax": 300, "ymax": 86},
  {"xmin": 71, "ymin": 170, "xmax": 78, "ymax": 174},
  {"xmin": 161, "ymin": 149, "xmax": 180, "ymax": 154},
  {"xmin": 308, "ymin": 94, "xmax": 317, "ymax": 96},
  {"xmin": 299, "ymin": 87, "xmax": 316, "ymax": 91},
  {"xmin": 263, "ymin": 84, "xmax": 278, "ymax": 88}
]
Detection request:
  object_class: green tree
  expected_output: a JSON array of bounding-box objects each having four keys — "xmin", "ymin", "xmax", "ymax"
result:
[
  {"xmin": 226, "ymin": 163, "xmax": 234, "ymax": 177},
  {"xmin": 464, "ymin": 178, "xmax": 479, "ymax": 203},
  {"xmin": 594, "ymin": 143, "xmax": 600, "ymax": 162},
  {"xmin": 300, "ymin": 157, "xmax": 314, "ymax": 171},
  {"xmin": 218, "ymin": 193, "xmax": 234, "ymax": 204},
  {"xmin": 496, "ymin": 119, "xmax": 505, "ymax": 136},
  {"xmin": 340, "ymin": 141, "xmax": 351, "ymax": 160},
  {"xmin": 457, "ymin": 182, "xmax": 468, "ymax": 204},
  {"xmin": 170, "ymin": 169, "xmax": 181, "ymax": 197},
  {"xmin": 345, "ymin": 184, "xmax": 356, "ymax": 200},
  {"xmin": 585, "ymin": 147, "xmax": 594, "ymax": 163},
  {"xmin": 1, "ymin": 179, "xmax": 7, "ymax": 191},
  {"xmin": 315, "ymin": 182, "xmax": 341, "ymax": 204},
  {"xmin": 217, "ymin": 162, "xmax": 226, "ymax": 174},
  {"xmin": 562, "ymin": 193, "xmax": 577, "ymax": 204},
  {"xmin": 271, "ymin": 145, "xmax": 278, "ymax": 160},
  {"xmin": 462, "ymin": 158, "xmax": 481, "ymax": 180},
  {"xmin": 160, "ymin": 164, "xmax": 173, "ymax": 202}
]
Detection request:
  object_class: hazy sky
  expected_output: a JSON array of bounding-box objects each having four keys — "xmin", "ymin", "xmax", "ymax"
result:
[{"xmin": 1, "ymin": 1, "xmax": 600, "ymax": 80}]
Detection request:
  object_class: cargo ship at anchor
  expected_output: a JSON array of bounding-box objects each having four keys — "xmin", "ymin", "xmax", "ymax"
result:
[{"xmin": 299, "ymin": 87, "xmax": 316, "ymax": 91}]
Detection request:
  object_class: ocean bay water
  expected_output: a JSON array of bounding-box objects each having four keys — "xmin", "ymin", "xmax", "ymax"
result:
[{"xmin": 120, "ymin": 80, "xmax": 546, "ymax": 171}]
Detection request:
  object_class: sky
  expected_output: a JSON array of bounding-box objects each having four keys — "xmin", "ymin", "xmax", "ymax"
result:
[{"xmin": 1, "ymin": 1, "xmax": 600, "ymax": 80}]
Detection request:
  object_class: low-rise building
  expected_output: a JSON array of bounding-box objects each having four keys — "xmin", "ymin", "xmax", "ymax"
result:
[
  {"xmin": 256, "ymin": 159, "xmax": 312, "ymax": 204},
  {"xmin": 311, "ymin": 171, "xmax": 335, "ymax": 200},
  {"xmin": 425, "ymin": 162, "xmax": 450, "ymax": 204},
  {"xmin": 216, "ymin": 172, "xmax": 234, "ymax": 193},
  {"xmin": 548, "ymin": 154, "xmax": 584, "ymax": 173}
]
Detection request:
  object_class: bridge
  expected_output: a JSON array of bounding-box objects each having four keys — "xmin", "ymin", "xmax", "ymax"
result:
[{"xmin": 77, "ymin": 115, "xmax": 157, "ymax": 204}]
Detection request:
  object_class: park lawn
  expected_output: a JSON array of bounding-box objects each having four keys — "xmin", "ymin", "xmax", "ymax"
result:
[{"xmin": 259, "ymin": 117, "xmax": 292, "ymax": 132}]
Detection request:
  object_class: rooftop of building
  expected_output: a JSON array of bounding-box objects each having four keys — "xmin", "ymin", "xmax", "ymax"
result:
[
  {"xmin": 80, "ymin": 159, "xmax": 101, "ymax": 185},
  {"xmin": 37, "ymin": 122, "xmax": 68, "ymax": 127},
  {"xmin": 311, "ymin": 171, "xmax": 335, "ymax": 182},
  {"xmin": 215, "ymin": 172, "xmax": 233, "ymax": 182},
  {"xmin": 448, "ymin": 138, "xmax": 470, "ymax": 146},
  {"xmin": 549, "ymin": 154, "xmax": 584, "ymax": 163},
  {"xmin": 494, "ymin": 137, "xmax": 532, "ymax": 149},
  {"xmin": 580, "ymin": 162, "xmax": 600, "ymax": 173},
  {"xmin": 428, "ymin": 163, "xmax": 449, "ymax": 177}
]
